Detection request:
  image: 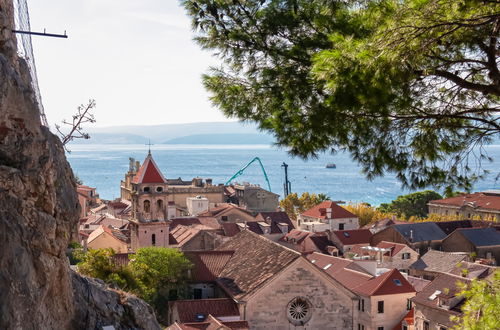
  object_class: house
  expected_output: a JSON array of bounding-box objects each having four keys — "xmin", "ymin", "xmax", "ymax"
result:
[
  {"xmin": 428, "ymin": 190, "xmax": 500, "ymax": 221},
  {"xmin": 411, "ymin": 273, "xmax": 468, "ymax": 330},
  {"xmin": 79, "ymin": 214, "xmax": 129, "ymax": 236},
  {"xmin": 328, "ymin": 229, "xmax": 373, "ymax": 254},
  {"xmin": 171, "ymin": 230, "xmax": 357, "ymax": 329},
  {"xmin": 305, "ymin": 252, "xmax": 416, "ymax": 330},
  {"xmin": 409, "ymin": 250, "xmax": 469, "ymax": 281},
  {"xmin": 278, "ymin": 229, "xmax": 336, "ymax": 255},
  {"xmin": 362, "ymin": 217, "xmax": 407, "ymax": 234},
  {"xmin": 299, "ymin": 200, "xmax": 359, "ymax": 232},
  {"xmin": 221, "ymin": 211, "xmax": 294, "ymax": 242},
  {"xmin": 198, "ymin": 204, "xmax": 256, "ymax": 223},
  {"xmin": 167, "ymin": 314, "xmax": 249, "ymax": 330},
  {"xmin": 230, "ymin": 183, "xmax": 279, "ymax": 212},
  {"xmin": 186, "ymin": 195, "xmax": 209, "ymax": 216},
  {"xmin": 371, "ymin": 222, "xmax": 448, "ymax": 255},
  {"xmin": 76, "ymin": 184, "xmax": 99, "ymax": 217},
  {"xmin": 441, "ymin": 227, "xmax": 500, "ymax": 265},
  {"xmin": 169, "ymin": 225, "xmax": 224, "ymax": 251},
  {"xmin": 349, "ymin": 241, "xmax": 419, "ymax": 273},
  {"xmin": 86, "ymin": 225, "xmax": 129, "ymax": 253}
]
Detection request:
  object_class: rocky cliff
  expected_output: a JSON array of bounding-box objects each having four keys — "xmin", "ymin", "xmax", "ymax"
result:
[{"xmin": 0, "ymin": 1, "xmax": 160, "ymax": 329}]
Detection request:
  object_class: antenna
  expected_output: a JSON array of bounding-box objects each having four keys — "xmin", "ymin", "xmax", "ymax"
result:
[{"xmin": 12, "ymin": 29, "xmax": 68, "ymax": 38}]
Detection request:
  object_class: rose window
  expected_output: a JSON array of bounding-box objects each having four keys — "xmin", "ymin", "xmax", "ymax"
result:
[{"xmin": 287, "ymin": 297, "xmax": 312, "ymax": 325}]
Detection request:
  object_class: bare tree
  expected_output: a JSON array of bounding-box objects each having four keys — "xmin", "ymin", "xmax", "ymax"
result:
[{"xmin": 55, "ymin": 99, "xmax": 96, "ymax": 152}]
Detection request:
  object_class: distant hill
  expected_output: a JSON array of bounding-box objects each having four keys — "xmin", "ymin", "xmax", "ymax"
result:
[
  {"xmin": 164, "ymin": 133, "xmax": 274, "ymax": 145},
  {"xmin": 72, "ymin": 133, "xmax": 148, "ymax": 144},
  {"xmin": 85, "ymin": 121, "xmax": 269, "ymax": 143}
]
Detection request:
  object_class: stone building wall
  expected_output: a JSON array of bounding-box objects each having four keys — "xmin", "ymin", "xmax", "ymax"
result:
[{"xmin": 245, "ymin": 258, "xmax": 355, "ymax": 330}]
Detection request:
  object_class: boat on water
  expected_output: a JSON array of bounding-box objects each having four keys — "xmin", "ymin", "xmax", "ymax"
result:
[{"xmin": 326, "ymin": 163, "xmax": 336, "ymax": 169}]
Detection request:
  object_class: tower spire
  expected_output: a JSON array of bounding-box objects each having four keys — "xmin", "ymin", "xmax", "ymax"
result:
[{"xmin": 146, "ymin": 140, "xmax": 153, "ymax": 155}]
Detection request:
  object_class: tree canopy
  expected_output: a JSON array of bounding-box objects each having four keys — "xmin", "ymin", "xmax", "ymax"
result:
[
  {"xmin": 452, "ymin": 270, "xmax": 500, "ymax": 329},
  {"xmin": 181, "ymin": 0, "xmax": 500, "ymax": 191},
  {"xmin": 378, "ymin": 190, "xmax": 442, "ymax": 218},
  {"xmin": 280, "ymin": 192, "xmax": 330, "ymax": 220}
]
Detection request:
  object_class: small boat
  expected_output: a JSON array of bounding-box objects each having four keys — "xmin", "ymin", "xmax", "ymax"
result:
[{"xmin": 326, "ymin": 163, "xmax": 336, "ymax": 169}]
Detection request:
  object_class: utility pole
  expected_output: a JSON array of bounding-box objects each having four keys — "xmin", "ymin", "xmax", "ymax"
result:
[{"xmin": 281, "ymin": 162, "xmax": 291, "ymax": 197}]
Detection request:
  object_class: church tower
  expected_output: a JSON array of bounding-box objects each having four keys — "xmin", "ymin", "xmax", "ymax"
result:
[{"xmin": 128, "ymin": 151, "xmax": 170, "ymax": 251}]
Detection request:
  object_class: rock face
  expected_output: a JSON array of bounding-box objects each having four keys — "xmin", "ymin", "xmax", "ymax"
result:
[{"xmin": 0, "ymin": 1, "xmax": 160, "ymax": 329}]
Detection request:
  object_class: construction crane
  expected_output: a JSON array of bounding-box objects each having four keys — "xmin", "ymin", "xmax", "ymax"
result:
[{"xmin": 225, "ymin": 157, "xmax": 272, "ymax": 192}]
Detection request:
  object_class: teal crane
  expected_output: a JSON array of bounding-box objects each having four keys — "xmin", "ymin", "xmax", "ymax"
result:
[{"xmin": 225, "ymin": 157, "xmax": 272, "ymax": 192}]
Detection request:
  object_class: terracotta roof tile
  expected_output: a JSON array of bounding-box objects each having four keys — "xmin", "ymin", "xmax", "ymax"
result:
[
  {"xmin": 301, "ymin": 201, "xmax": 357, "ymax": 219},
  {"xmin": 132, "ymin": 153, "xmax": 167, "ymax": 184},
  {"xmin": 170, "ymin": 217, "xmax": 221, "ymax": 230},
  {"xmin": 185, "ymin": 251, "xmax": 235, "ymax": 282},
  {"xmin": 331, "ymin": 229, "xmax": 373, "ymax": 245},
  {"xmin": 409, "ymin": 250, "xmax": 469, "ymax": 273},
  {"xmin": 215, "ymin": 230, "xmax": 300, "ymax": 299},
  {"xmin": 406, "ymin": 276, "xmax": 431, "ymax": 293},
  {"xmin": 353, "ymin": 268, "xmax": 415, "ymax": 296},
  {"xmin": 411, "ymin": 273, "xmax": 469, "ymax": 315},
  {"xmin": 429, "ymin": 192, "xmax": 500, "ymax": 212},
  {"xmin": 392, "ymin": 308, "xmax": 414, "ymax": 330},
  {"xmin": 376, "ymin": 241, "xmax": 410, "ymax": 257},
  {"xmin": 305, "ymin": 253, "xmax": 415, "ymax": 296},
  {"xmin": 255, "ymin": 211, "xmax": 295, "ymax": 233},
  {"xmin": 221, "ymin": 223, "xmax": 241, "ymax": 237},
  {"xmin": 170, "ymin": 299, "xmax": 240, "ymax": 323}
]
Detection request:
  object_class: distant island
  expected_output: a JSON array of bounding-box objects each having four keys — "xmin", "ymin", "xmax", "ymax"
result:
[
  {"xmin": 73, "ymin": 121, "xmax": 275, "ymax": 145},
  {"xmin": 164, "ymin": 133, "xmax": 273, "ymax": 145}
]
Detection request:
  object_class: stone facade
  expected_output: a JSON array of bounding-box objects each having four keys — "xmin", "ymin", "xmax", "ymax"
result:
[
  {"xmin": 357, "ymin": 293, "xmax": 415, "ymax": 330},
  {"xmin": 130, "ymin": 220, "xmax": 169, "ymax": 251},
  {"xmin": 243, "ymin": 258, "xmax": 355, "ymax": 330},
  {"xmin": 233, "ymin": 184, "xmax": 279, "ymax": 212}
]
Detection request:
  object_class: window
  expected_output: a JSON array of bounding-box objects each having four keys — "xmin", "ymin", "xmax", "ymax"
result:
[
  {"xmin": 143, "ymin": 186, "xmax": 150, "ymax": 193},
  {"xmin": 357, "ymin": 324, "xmax": 365, "ymax": 330},
  {"xmin": 357, "ymin": 299, "xmax": 364, "ymax": 312},
  {"xmin": 377, "ymin": 301, "xmax": 384, "ymax": 313},
  {"xmin": 339, "ymin": 223, "xmax": 345, "ymax": 230},
  {"xmin": 377, "ymin": 327, "xmax": 384, "ymax": 330},
  {"xmin": 152, "ymin": 233, "xmax": 156, "ymax": 246},
  {"xmin": 221, "ymin": 216, "xmax": 228, "ymax": 221},
  {"xmin": 143, "ymin": 200, "xmax": 151, "ymax": 213},
  {"xmin": 193, "ymin": 288, "xmax": 202, "ymax": 299},
  {"xmin": 402, "ymin": 326, "xmax": 408, "ymax": 330},
  {"xmin": 286, "ymin": 297, "xmax": 312, "ymax": 326},
  {"xmin": 423, "ymin": 321, "xmax": 430, "ymax": 330},
  {"xmin": 156, "ymin": 199, "xmax": 163, "ymax": 211},
  {"xmin": 393, "ymin": 279, "xmax": 402, "ymax": 286},
  {"xmin": 406, "ymin": 299, "xmax": 412, "ymax": 310},
  {"xmin": 402, "ymin": 252, "xmax": 411, "ymax": 260},
  {"xmin": 156, "ymin": 186, "xmax": 163, "ymax": 192}
]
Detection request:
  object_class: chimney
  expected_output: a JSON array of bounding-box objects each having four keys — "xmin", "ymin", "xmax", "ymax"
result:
[
  {"xmin": 265, "ymin": 216, "xmax": 272, "ymax": 225},
  {"xmin": 326, "ymin": 207, "xmax": 332, "ymax": 219},
  {"xmin": 206, "ymin": 178, "xmax": 212, "ymax": 186},
  {"xmin": 409, "ymin": 230, "xmax": 414, "ymax": 242}
]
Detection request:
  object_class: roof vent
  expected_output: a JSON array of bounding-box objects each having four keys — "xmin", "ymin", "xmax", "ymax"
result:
[
  {"xmin": 195, "ymin": 313, "xmax": 206, "ymax": 322},
  {"xmin": 343, "ymin": 232, "xmax": 350, "ymax": 238},
  {"xmin": 393, "ymin": 279, "xmax": 402, "ymax": 286},
  {"xmin": 323, "ymin": 264, "xmax": 332, "ymax": 270}
]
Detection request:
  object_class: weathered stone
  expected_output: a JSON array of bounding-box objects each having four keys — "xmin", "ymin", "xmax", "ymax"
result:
[{"xmin": 0, "ymin": 1, "xmax": 160, "ymax": 329}]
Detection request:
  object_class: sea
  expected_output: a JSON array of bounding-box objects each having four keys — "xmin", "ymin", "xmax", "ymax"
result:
[{"xmin": 67, "ymin": 144, "xmax": 500, "ymax": 206}]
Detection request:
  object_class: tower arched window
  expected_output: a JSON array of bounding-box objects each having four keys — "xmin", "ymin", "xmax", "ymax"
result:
[
  {"xmin": 144, "ymin": 200, "xmax": 151, "ymax": 213},
  {"xmin": 157, "ymin": 199, "xmax": 163, "ymax": 211},
  {"xmin": 152, "ymin": 233, "xmax": 156, "ymax": 246}
]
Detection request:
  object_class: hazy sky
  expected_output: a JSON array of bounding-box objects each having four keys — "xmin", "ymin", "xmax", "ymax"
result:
[{"xmin": 29, "ymin": 0, "xmax": 231, "ymax": 127}]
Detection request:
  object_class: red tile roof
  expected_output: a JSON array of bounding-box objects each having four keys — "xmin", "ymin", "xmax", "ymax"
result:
[
  {"xmin": 392, "ymin": 308, "xmax": 414, "ymax": 330},
  {"xmin": 376, "ymin": 241, "xmax": 409, "ymax": 257},
  {"xmin": 185, "ymin": 251, "xmax": 235, "ymax": 282},
  {"xmin": 255, "ymin": 211, "xmax": 295, "ymax": 233},
  {"xmin": 221, "ymin": 223, "xmax": 241, "ymax": 237},
  {"xmin": 132, "ymin": 153, "xmax": 167, "ymax": 184},
  {"xmin": 301, "ymin": 201, "xmax": 357, "ymax": 219},
  {"xmin": 170, "ymin": 217, "xmax": 221, "ymax": 231},
  {"xmin": 354, "ymin": 268, "xmax": 415, "ymax": 296},
  {"xmin": 280, "ymin": 230, "xmax": 334, "ymax": 254},
  {"xmin": 170, "ymin": 298, "xmax": 240, "ymax": 323},
  {"xmin": 331, "ymin": 229, "xmax": 373, "ymax": 245},
  {"xmin": 429, "ymin": 192, "xmax": 500, "ymax": 211},
  {"xmin": 305, "ymin": 253, "xmax": 415, "ymax": 296}
]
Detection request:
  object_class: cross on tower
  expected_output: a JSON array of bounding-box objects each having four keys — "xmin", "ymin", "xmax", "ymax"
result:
[{"xmin": 146, "ymin": 140, "xmax": 154, "ymax": 155}]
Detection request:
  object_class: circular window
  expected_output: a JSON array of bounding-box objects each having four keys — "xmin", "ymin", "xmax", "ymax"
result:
[
  {"xmin": 156, "ymin": 186, "xmax": 163, "ymax": 192},
  {"xmin": 286, "ymin": 297, "xmax": 312, "ymax": 325}
]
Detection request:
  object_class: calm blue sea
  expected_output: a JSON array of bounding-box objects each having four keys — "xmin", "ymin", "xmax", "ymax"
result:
[{"xmin": 67, "ymin": 144, "xmax": 500, "ymax": 206}]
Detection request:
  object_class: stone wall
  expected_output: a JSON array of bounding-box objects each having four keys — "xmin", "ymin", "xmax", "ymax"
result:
[
  {"xmin": 0, "ymin": 1, "xmax": 160, "ymax": 328},
  {"xmin": 245, "ymin": 258, "xmax": 355, "ymax": 330}
]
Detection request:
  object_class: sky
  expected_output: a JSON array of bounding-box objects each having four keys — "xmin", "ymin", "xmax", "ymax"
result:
[{"xmin": 28, "ymin": 0, "xmax": 231, "ymax": 127}]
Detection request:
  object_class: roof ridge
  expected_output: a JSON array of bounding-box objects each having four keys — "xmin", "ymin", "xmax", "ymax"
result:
[{"xmin": 366, "ymin": 268, "xmax": 399, "ymax": 295}]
